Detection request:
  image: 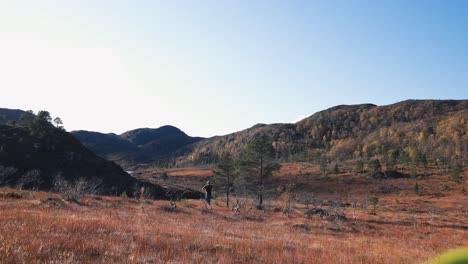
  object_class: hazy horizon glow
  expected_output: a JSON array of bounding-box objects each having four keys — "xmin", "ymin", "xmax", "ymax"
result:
[{"xmin": 1, "ymin": 1, "xmax": 467, "ymax": 137}]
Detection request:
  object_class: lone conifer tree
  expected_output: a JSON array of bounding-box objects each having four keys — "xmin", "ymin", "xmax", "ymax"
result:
[
  {"xmin": 212, "ymin": 153, "xmax": 236, "ymax": 208},
  {"xmin": 239, "ymin": 135, "xmax": 281, "ymax": 208}
]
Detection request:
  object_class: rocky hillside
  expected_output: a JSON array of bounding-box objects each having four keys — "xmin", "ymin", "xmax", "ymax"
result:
[
  {"xmin": 0, "ymin": 125, "xmax": 136, "ymax": 195},
  {"xmin": 72, "ymin": 126, "xmax": 203, "ymax": 168},
  {"xmin": 175, "ymin": 100, "xmax": 467, "ymax": 166}
]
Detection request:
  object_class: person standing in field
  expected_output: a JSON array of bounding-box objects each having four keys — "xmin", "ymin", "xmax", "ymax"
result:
[{"xmin": 201, "ymin": 181, "xmax": 213, "ymax": 209}]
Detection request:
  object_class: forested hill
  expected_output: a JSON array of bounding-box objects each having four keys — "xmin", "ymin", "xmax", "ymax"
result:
[
  {"xmin": 0, "ymin": 111, "xmax": 137, "ymax": 195},
  {"xmin": 175, "ymin": 100, "xmax": 467, "ymax": 167}
]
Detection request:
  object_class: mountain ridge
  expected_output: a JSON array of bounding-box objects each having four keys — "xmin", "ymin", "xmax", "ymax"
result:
[
  {"xmin": 3, "ymin": 99, "xmax": 467, "ymax": 168},
  {"xmin": 175, "ymin": 99, "xmax": 467, "ymax": 166},
  {"xmin": 71, "ymin": 125, "xmax": 203, "ymax": 167}
]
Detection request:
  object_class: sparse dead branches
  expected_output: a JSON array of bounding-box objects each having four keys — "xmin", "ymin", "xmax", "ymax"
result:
[
  {"xmin": 53, "ymin": 174, "xmax": 103, "ymax": 201},
  {"xmin": 0, "ymin": 165, "xmax": 17, "ymax": 186},
  {"xmin": 16, "ymin": 169, "xmax": 42, "ymax": 190}
]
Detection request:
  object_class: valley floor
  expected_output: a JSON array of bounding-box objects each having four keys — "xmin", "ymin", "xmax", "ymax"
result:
[{"xmin": 0, "ymin": 187, "xmax": 466, "ymax": 263}]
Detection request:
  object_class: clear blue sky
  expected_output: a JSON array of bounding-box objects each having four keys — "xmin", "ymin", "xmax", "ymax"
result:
[{"xmin": 1, "ymin": 0, "xmax": 467, "ymax": 137}]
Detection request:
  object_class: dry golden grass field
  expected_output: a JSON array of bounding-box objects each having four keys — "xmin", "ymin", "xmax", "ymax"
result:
[{"xmin": 0, "ymin": 163, "xmax": 467, "ymax": 263}]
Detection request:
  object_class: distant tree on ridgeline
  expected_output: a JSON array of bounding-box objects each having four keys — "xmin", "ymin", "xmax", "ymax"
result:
[
  {"xmin": 355, "ymin": 160, "xmax": 364, "ymax": 175},
  {"xmin": 37, "ymin": 110, "xmax": 52, "ymax": 123},
  {"xmin": 398, "ymin": 150, "xmax": 410, "ymax": 169},
  {"xmin": 53, "ymin": 117, "xmax": 63, "ymax": 129},
  {"xmin": 366, "ymin": 158, "xmax": 384, "ymax": 179},
  {"xmin": 319, "ymin": 156, "xmax": 328, "ymax": 175},
  {"xmin": 368, "ymin": 159, "xmax": 382, "ymax": 174},
  {"xmin": 450, "ymin": 162, "xmax": 462, "ymax": 182},
  {"xmin": 333, "ymin": 163, "xmax": 340, "ymax": 176},
  {"xmin": 387, "ymin": 148, "xmax": 400, "ymax": 171}
]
